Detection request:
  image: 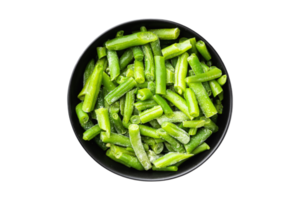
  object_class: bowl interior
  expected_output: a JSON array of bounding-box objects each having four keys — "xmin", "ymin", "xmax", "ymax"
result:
[{"xmin": 68, "ymin": 19, "xmax": 232, "ymax": 181}]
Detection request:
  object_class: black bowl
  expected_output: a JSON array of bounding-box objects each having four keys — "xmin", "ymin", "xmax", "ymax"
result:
[{"xmin": 68, "ymin": 19, "xmax": 233, "ymax": 181}]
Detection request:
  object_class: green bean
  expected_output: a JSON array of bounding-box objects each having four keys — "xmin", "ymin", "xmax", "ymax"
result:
[
  {"xmin": 152, "ymin": 166, "xmax": 178, "ymax": 171},
  {"xmin": 120, "ymin": 49, "xmax": 134, "ymax": 70},
  {"xmin": 147, "ymin": 81, "xmax": 155, "ymax": 94},
  {"xmin": 153, "ymin": 152, "xmax": 193, "ymax": 168},
  {"xmin": 105, "ymin": 32, "xmax": 158, "ymax": 51},
  {"xmin": 209, "ymin": 80, "xmax": 223, "ymax": 97},
  {"xmin": 163, "ymin": 89, "xmax": 193, "ymax": 120},
  {"xmin": 196, "ymin": 40, "xmax": 211, "ymax": 61},
  {"xmin": 157, "ymin": 128, "xmax": 185, "ymax": 153},
  {"xmin": 116, "ymin": 30, "xmax": 124, "ymax": 37},
  {"xmin": 93, "ymin": 135, "xmax": 108, "ymax": 151},
  {"xmin": 177, "ymin": 122, "xmax": 189, "ymax": 132},
  {"xmin": 218, "ymin": 75, "xmax": 227, "ymax": 86},
  {"xmin": 184, "ymin": 88, "xmax": 200, "ymax": 117},
  {"xmin": 111, "ymin": 144, "xmax": 135, "ymax": 157},
  {"xmin": 188, "ymin": 128, "xmax": 198, "ymax": 136},
  {"xmin": 164, "ymin": 142, "xmax": 175, "ymax": 152},
  {"xmin": 155, "ymin": 138, "xmax": 165, "ymax": 143},
  {"xmin": 154, "ymin": 56, "xmax": 166, "ymax": 95},
  {"xmin": 100, "ymin": 132, "xmax": 131, "ymax": 147},
  {"xmin": 188, "ymin": 70, "xmax": 195, "ymax": 76},
  {"xmin": 91, "ymin": 90, "xmax": 106, "ymax": 119},
  {"xmin": 106, "ymin": 149, "xmax": 132, "ymax": 168},
  {"xmin": 166, "ymin": 68, "xmax": 175, "ymax": 85},
  {"xmin": 142, "ymin": 136, "xmax": 156, "ymax": 146},
  {"xmin": 215, "ymin": 99, "xmax": 223, "ymax": 114},
  {"xmin": 77, "ymin": 76, "xmax": 90, "ymax": 100},
  {"xmin": 187, "ymin": 38, "xmax": 198, "ymax": 56},
  {"xmin": 148, "ymin": 28, "xmax": 180, "ymax": 40},
  {"xmin": 188, "ymin": 82, "xmax": 217, "ymax": 118},
  {"xmin": 149, "ymin": 120, "xmax": 161, "ymax": 129},
  {"xmin": 138, "ymin": 125, "xmax": 160, "ymax": 138},
  {"xmin": 192, "ymin": 142, "xmax": 210, "ymax": 154},
  {"xmin": 218, "ymin": 92, "xmax": 224, "ymax": 101},
  {"xmin": 187, "ymin": 53, "xmax": 212, "ymax": 96},
  {"xmin": 128, "ymin": 124, "xmax": 152, "ymax": 170},
  {"xmin": 130, "ymin": 115, "xmax": 140, "ymax": 124},
  {"xmin": 183, "ymin": 119, "xmax": 206, "ymax": 128},
  {"xmin": 116, "ymin": 76, "xmax": 129, "ymax": 85},
  {"xmin": 125, "ymin": 68, "xmax": 134, "ymax": 78},
  {"xmin": 97, "ymin": 47, "xmax": 107, "ymax": 60},
  {"xmin": 150, "ymin": 38, "xmax": 162, "ymax": 56},
  {"xmin": 114, "ymin": 152, "xmax": 145, "ymax": 170},
  {"xmin": 102, "ymin": 72, "xmax": 117, "ymax": 92},
  {"xmin": 134, "ymin": 60, "xmax": 145, "ymax": 84},
  {"xmin": 136, "ymin": 81, "xmax": 148, "ymax": 88},
  {"xmin": 200, "ymin": 117, "xmax": 219, "ymax": 133},
  {"xmin": 110, "ymin": 112, "xmax": 127, "ymax": 134},
  {"xmin": 185, "ymin": 68, "xmax": 222, "ymax": 83},
  {"xmin": 184, "ymin": 128, "xmax": 212, "ymax": 153},
  {"xmin": 122, "ymin": 120, "xmax": 132, "ymax": 129},
  {"xmin": 156, "ymin": 111, "xmax": 189, "ymax": 125},
  {"xmin": 82, "ymin": 58, "xmax": 105, "ymax": 112},
  {"xmin": 122, "ymin": 89, "xmax": 136, "ymax": 123},
  {"xmin": 75, "ymin": 102, "xmax": 89, "ymax": 125},
  {"xmin": 162, "ymin": 40, "xmax": 192, "ymax": 60},
  {"xmin": 131, "ymin": 46, "xmax": 144, "ymax": 61},
  {"xmin": 95, "ymin": 108, "xmax": 111, "ymax": 137},
  {"xmin": 161, "ymin": 122, "xmax": 190, "ymax": 144},
  {"xmin": 107, "ymin": 50, "xmax": 120, "ymax": 81},
  {"xmin": 150, "ymin": 142, "xmax": 164, "ymax": 154},
  {"xmin": 171, "ymin": 57, "xmax": 178, "ymax": 68},
  {"xmin": 82, "ymin": 125, "xmax": 101, "ymax": 141},
  {"xmin": 83, "ymin": 59, "xmax": 95, "ymax": 86},
  {"xmin": 119, "ymin": 96, "xmax": 125, "ymax": 116},
  {"xmin": 137, "ymin": 88, "xmax": 153, "ymax": 101},
  {"xmin": 104, "ymin": 77, "xmax": 137, "ymax": 105},
  {"xmin": 153, "ymin": 94, "xmax": 173, "ymax": 117},
  {"xmin": 134, "ymin": 99, "xmax": 157, "ymax": 111},
  {"xmin": 139, "ymin": 105, "xmax": 163, "ymax": 123},
  {"xmin": 179, "ymin": 37, "xmax": 188, "ymax": 43},
  {"xmin": 142, "ymin": 44, "xmax": 155, "ymax": 81}
]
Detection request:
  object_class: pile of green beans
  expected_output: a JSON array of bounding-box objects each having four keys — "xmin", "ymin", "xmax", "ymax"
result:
[{"xmin": 75, "ymin": 27, "xmax": 227, "ymax": 171}]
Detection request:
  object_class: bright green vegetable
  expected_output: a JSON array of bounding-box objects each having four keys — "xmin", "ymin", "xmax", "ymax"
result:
[
  {"xmin": 95, "ymin": 108, "xmax": 111, "ymax": 137},
  {"xmin": 150, "ymin": 142, "xmax": 164, "ymax": 154},
  {"xmin": 152, "ymin": 166, "xmax": 178, "ymax": 171},
  {"xmin": 150, "ymin": 37, "xmax": 163, "ymax": 56},
  {"xmin": 97, "ymin": 47, "xmax": 107, "ymax": 60},
  {"xmin": 153, "ymin": 94, "xmax": 173, "ymax": 117},
  {"xmin": 209, "ymin": 80, "xmax": 223, "ymax": 97},
  {"xmin": 120, "ymin": 49, "xmax": 134, "ymax": 70},
  {"xmin": 107, "ymin": 50, "xmax": 120, "ymax": 81},
  {"xmin": 116, "ymin": 76, "xmax": 129, "ymax": 85},
  {"xmin": 161, "ymin": 122, "xmax": 190, "ymax": 144},
  {"xmin": 148, "ymin": 150, "xmax": 162, "ymax": 163},
  {"xmin": 218, "ymin": 75, "xmax": 227, "ymax": 86},
  {"xmin": 139, "ymin": 125, "xmax": 160, "ymax": 138},
  {"xmin": 142, "ymin": 44, "xmax": 155, "ymax": 81},
  {"xmin": 147, "ymin": 81, "xmax": 155, "ymax": 94},
  {"xmin": 148, "ymin": 28, "xmax": 180, "ymax": 40},
  {"xmin": 137, "ymin": 88, "xmax": 153, "ymax": 101},
  {"xmin": 185, "ymin": 68, "xmax": 222, "ymax": 83},
  {"xmin": 166, "ymin": 68, "xmax": 175, "ymax": 85},
  {"xmin": 122, "ymin": 89, "xmax": 136, "ymax": 124},
  {"xmin": 192, "ymin": 142, "xmax": 210, "ymax": 154},
  {"xmin": 188, "ymin": 128, "xmax": 198, "ymax": 136},
  {"xmin": 83, "ymin": 59, "xmax": 95, "ymax": 86},
  {"xmin": 201, "ymin": 117, "xmax": 219, "ymax": 133},
  {"xmin": 75, "ymin": 102, "xmax": 89, "ymax": 125},
  {"xmin": 111, "ymin": 144, "xmax": 135, "ymax": 157},
  {"xmin": 134, "ymin": 60, "xmax": 145, "ymax": 84},
  {"xmin": 131, "ymin": 46, "xmax": 144, "ymax": 61},
  {"xmin": 130, "ymin": 115, "xmax": 140, "ymax": 124},
  {"xmin": 106, "ymin": 149, "xmax": 132, "ymax": 168},
  {"xmin": 139, "ymin": 105, "xmax": 163, "ymax": 123},
  {"xmin": 215, "ymin": 99, "xmax": 223, "ymax": 114},
  {"xmin": 100, "ymin": 132, "xmax": 131, "ymax": 147},
  {"xmin": 154, "ymin": 56, "xmax": 166, "ymax": 95},
  {"xmin": 157, "ymin": 128, "xmax": 185, "ymax": 153},
  {"xmin": 196, "ymin": 40, "xmax": 211, "ymax": 61},
  {"xmin": 156, "ymin": 111, "xmax": 189, "ymax": 125},
  {"xmin": 184, "ymin": 128, "xmax": 212, "ymax": 153},
  {"xmin": 149, "ymin": 120, "xmax": 161, "ymax": 129},
  {"xmin": 134, "ymin": 99, "xmax": 158, "ymax": 111},
  {"xmin": 102, "ymin": 72, "xmax": 117, "ymax": 92},
  {"xmin": 116, "ymin": 30, "xmax": 124, "ymax": 38},
  {"xmin": 111, "ymin": 112, "xmax": 127, "ymax": 134},
  {"xmin": 153, "ymin": 152, "xmax": 193, "ymax": 168},
  {"xmin": 82, "ymin": 125, "xmax": 101, "ymax": 141},
  {"xmin": 162, "ymin": 40, "xmax": 192, "ymax": 60},
  {"xmin": 183, "ymin": 119, "xmax": 206, "ymax": 128},
  {"xmin": 184, "ymin": 88, "xmax": 200, "ymax": 117},
  {"xmin": 114, "ymin": 152, "xmax": 145, "ymax": 170}
]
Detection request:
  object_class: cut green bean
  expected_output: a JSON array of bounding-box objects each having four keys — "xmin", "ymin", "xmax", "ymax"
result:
[
  {"xmin": 102, "ymin": 72, "xmax": 117, "ymax": 92},
  {"xmin": 122, "ymin": 88, "xmax": 136, "ymax": 123},
  {"xmin": 156, "ymin": 111, "xmax": 189, "ymax": 124},
  {"xmin": 105, "ymin": 32, "xmax": 158, "ymax": 51},
  {"xmin": 131, "ymin": 46, "xmax": 144, "ymax": 61},
  {"xmin": 188, "ymin": 128, "xmax": 198, "ymax": 136},
  {"xmin": 184, "ymin": 128, "xmax": 212, "ymax": 153},
  {"xmin": 196, "ymin": 40, "xmax": 211, "ymax": 61},
  {"xmin": 165, "ymin": 60, "xmax": 174, "ymax": 71},
  {"xmin": 130, "ymin": 115, "xmax": 140, "ymax": 124},
  {"xmin": 83, "ymin": 59, "xmax": 95, "ymax": 86},
  {"xmin": 134, "ymin": 60, "xmax": 145, "ymax": 84},
  {"xmin": 185, "ymin": 68, "xmax": 222, "ymax": 83},
  {"xmin": 192, "ymin": 142, "xmax": 210, "ymax": 154},
  {"xmin": 150, "ymin": 38, "xmax": 162, "ymax": 56},
  {"xmin": 82, "ymin": 125, "xmax": 101, "ymax": 141},
  {"xmin": 217, "ymin": 75, "xmax": 227, "ymax": 86},
  {"xmin": 116, "ymin": 30, "xmax": 124, "ymax": 38},
  {"xmin": 115, "ymin": 152, "xmax": 144, "ymax": 170},
  {"xmin": 142, "ymin": 136, "xmax": 156, "ymax": 146},
  {"xmin": 77, "ymin": 76, "xmax": 90, "ymax": 101},
  {"xmin": 153, "ymin": 152, "xmax": 193, "ymax": 168},
  {"xmin": 120, "ymin": 49, "xmax": 134, "ymax": 70},
  {"xmin": 179, "ymin": 37, "xmax": 188, "ymax": 43},
  {"xmin": 183, "ymin": 119, "xmax": 206, "ymax": 128},
  {"xmin": 104, "ymin": 77, "xmax": 137, "ymax": 105},
  {"xmin": 93, "ymin": 135, "xmax": 108, "ymax": 151},
  {"xmin": 100, "ymin": 132, "xmax": 131, "ymax": 147},
  {"xmin": 116, "ymin": 76, "xmax": 129, "ymax": 85},
  {"xmin": 142, "ymin": 44, "xmax": 155, "ymax": 81},
  {"xmin": 218, "ymin": 92, "xmax": 224, "ymax": 101},
  {"xmin": 187, "ymin": 38, "xmax": 198, "ymax": 56},
  {"xmin": 161, "ymin": 122, "xmax": 190, "ymax": 144},
  {"xmin": 139, "ymin": 105, "xmax": 163, "ymax": 123},
  {"xmin": 106, "ymin": 149, "xmax": 131, "ymax": 168},
  {"xmin": 150, "ymin": 142, "xmax": 164, "ymax": 154},
  {"xmin": 152, "ymin": 166, "xmax": 178, "ymax": 171},
  {"xmin": 82, "ymin": 58, "xmax": 105, "ymax": 112},
  {"xmin": 188, "ymin": 82, "xmax": 217, "ymax": 118},
  {"xmin": 139, "ymin": 125, "xmax": 160, "ymax": 138},
  {"xmin": 137, "ymin": 88, "xmax": 153, "ymax": 101},
  {"xmin": 129, "ymin": 124, "xmax": 152, "ymax": 170},
  {"xmin": 147, "ymin": 81, "xmax": 155, "ymax": 94},
  {"xmin": 149, "ymin": 120, "xmax": 161, "ymax": 129},
  {"xmin": 134, "ymin": 99, "xmax": 158, "ymax": 111},
  {"xmin": 164, "ymin": 142, "xmax": 175, "ymax": 152},
  {"xmin": 111, "ymin": 144, "xmax": 135, "ymax": 157},
  {"xmin": 107, "ymin": 50, "xmax": 120, "ymax": 81},
  {"xmin": 120, "ymin": 96, "xmax": 125, "ymax": 116},
  {"xmin": 157, "ymin": 128, "xmax": 185, "ymax": 153},
  {"xmin": 125, "ymin": 68, "xmax": 134, "ymax": 78},
  {"xmin": 166, "ymin": 68, "xmax": 175, "ymax": 85},
  {"xmin": 148, "ymin": 150, "xmax": 162, "ymax": 163},
  {"xmin": 75, "ymin": 102, "xmax": 89, "ymax": 125},
  {"xmin": 97, "ymin": 47, "xmax": 107, "ymax": 60},
  {"xmin": 122, "ymin": 120, "xmax": 132, "ymax": 129},
  {"xmin": 110, "ymin": 113, "xmax": 127, "ymax": 134},
  {"xmin": 210, "ymin": 80, "xmax": 223, "ymax": 97},
  {"xmin": 184, "ymin": 88, "xmax": 200, "ymax": 117},
  {"xmin": 153, "ymin": 94, "xmax": 173, "ymax": 117},
  {"xmin": 95, "ymin": 108, "xmax": 111, "ymax": 137},
  {"xmin": 188, "ymin": 70, "xmax": 195, "ymax": 76},
  {"xmin": 148, "ymin": 28, "xmax": 180, "ymax": 40},
  {"xmin": 162, "ymin": 40, "xmax": 192, "ymax": 60},
  {"xmin": 154, "ymin": 56, "xmax": 166, "ymax": 95},
  {"xmin": 201, "ymin": 117, "xmax": 219, "ymax": 133},
  {"xmin": 163, "ymin": 89, "xmax": 193, "ymax": 120}
]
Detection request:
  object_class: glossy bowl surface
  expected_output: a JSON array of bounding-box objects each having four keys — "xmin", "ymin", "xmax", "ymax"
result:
[{"xmin": 68, "ymin": 19, "xmax": 233, "ymax": 181}]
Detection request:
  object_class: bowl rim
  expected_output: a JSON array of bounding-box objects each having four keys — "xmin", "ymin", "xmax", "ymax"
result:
[{"xmin": 68, "ymin": 18, "xmax": 233, "ymax": 181}]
